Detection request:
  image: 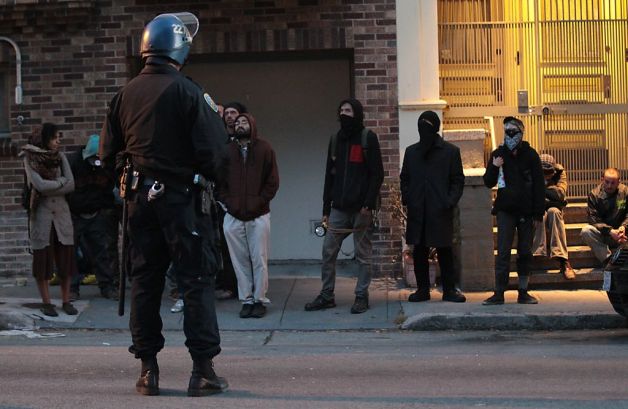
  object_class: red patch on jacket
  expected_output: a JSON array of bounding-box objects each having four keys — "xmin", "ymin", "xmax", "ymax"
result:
[{"xmin": 349, "ymin": 145, "xmax": 364, "ymax": 163}]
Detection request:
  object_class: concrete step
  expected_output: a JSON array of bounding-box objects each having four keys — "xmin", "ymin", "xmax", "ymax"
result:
[
  {"xmin": 507, "ymin": 268, "xmax": 603, "ymax": 290},
  {"xmin": 489, "ymin": 202, "xmax": 588, "ymax": 225},
  {"xmin": 494, "ymin": 245, "xmax": 601, "ymax": 270},
  {"xmin": 492, "ymin": 222, "xmax": 589, "ymax": 247}
]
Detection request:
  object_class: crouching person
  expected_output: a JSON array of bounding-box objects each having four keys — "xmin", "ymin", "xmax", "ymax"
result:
[{"xmin": 580, "ymin": 167, "xmax": 628, "ymax": 265}]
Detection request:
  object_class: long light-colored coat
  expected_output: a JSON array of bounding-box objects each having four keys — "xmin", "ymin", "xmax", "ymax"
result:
[{"xmin": 23, "ymin": 152, "xmax": 75, "ymax": 250}]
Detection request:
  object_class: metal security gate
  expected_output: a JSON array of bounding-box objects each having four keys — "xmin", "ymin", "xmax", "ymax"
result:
[{"xmin": 438, "ymin": 0, "xmax": 628, "ymax": 199}]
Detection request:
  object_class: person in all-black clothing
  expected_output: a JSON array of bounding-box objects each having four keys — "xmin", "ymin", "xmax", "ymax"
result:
[
  {"xmin": 304, "ymin": 98, "xmax": 384, "ymax": 314},
  {"xmin": 400, "ymin": 111, "xmax": 466, "ymax": 303},
  {"xmin": 482, "ymin": 117, "xmax": 545, "ymax": 305},
  {"xmin": 99, "ymin": 13, "xmax": 228, "ymax": 397},
  {"xmin": 67, "ymin": 134, "xmax": 119, "ymax": 301}
]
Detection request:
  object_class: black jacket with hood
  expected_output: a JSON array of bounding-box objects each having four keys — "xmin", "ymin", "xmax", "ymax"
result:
[
  {"xmin": 322, "ymin": 99, "xmax": 384, "ymax": 215},
  {"xmin": 67, "ymin": 149, "xmax": 116, "ymax": 215},
  {"xmin": 483, "ymin": 141, "xmax": 545, "ymax": 219}
]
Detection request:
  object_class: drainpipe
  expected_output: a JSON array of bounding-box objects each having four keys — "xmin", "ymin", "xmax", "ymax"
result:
[{"xmin": 0, "ymin": 36, "xmax": 23, "ymax": 105}]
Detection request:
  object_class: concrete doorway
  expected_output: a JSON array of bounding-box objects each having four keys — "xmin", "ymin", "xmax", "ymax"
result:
[{"xmin": 185, "ymin": 53, "xmax": 352, "ymax": 260}]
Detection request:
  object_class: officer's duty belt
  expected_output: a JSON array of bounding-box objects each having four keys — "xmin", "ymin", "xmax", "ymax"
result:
[{"xmin": 141, "ymin": 176, "xmax": 192, "ymax": 193}]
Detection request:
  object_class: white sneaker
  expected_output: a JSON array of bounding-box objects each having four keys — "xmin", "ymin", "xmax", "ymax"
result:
[{"xmin": 170, "ymin": 299, "xmax": 184, "ymax": 313}]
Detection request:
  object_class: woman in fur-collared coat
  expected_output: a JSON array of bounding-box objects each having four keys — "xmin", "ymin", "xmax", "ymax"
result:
[{"xmin": 21, "ymin": 123, "xmax": 78, "ymax": 317}]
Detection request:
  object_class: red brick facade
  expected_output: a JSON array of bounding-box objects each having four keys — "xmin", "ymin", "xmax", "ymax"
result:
[{"xmin": 0, "ymin": 0, "xmax": 400, "ymax": 278}]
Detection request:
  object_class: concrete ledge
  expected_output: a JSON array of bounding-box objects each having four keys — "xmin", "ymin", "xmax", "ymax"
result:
[
  {"xmin": 0, "ymin": 310, "xmax": 35, "ymax": 331},
  {"xmin": 401, "ymin": 312, "xmax": 627, "ymax": 331}
]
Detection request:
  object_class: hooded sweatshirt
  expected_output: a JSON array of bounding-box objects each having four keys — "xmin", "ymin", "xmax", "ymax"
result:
[
  {"xmin": 322, "ymin": 98, "xmax": 384, "ymax": 215},
  {"xmin": 219, "ymin": 113, "xmax": 280, "ymax": 221}
]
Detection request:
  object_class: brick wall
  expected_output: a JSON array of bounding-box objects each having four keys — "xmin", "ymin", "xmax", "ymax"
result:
[{"xmin": 0, "ymin": 0, "xmax": 401, "ymax": 278}]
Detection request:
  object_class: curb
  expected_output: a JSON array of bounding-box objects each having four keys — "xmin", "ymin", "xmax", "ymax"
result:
[{"xmin": 401, "ymin": 312, "xmax": 628, "ymax": 331}]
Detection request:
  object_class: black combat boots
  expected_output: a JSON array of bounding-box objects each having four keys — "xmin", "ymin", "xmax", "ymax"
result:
[
  {"xmin": 136, "ymin": 356, "xmax": 159, "ymax": 396},
  {"xmin": 187, "ymin": 358, "xmax": 229, "ymax": 397}
]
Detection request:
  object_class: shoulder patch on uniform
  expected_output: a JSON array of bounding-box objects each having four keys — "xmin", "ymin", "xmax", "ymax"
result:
[{"xmin": 204, "ymin": 93, "xmax": 219, "ymax": 113}]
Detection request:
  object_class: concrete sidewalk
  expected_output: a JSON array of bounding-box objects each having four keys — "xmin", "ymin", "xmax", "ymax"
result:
[{"xmin": 0, "ymin": 275, "xmax": 626, "ymax": 332}]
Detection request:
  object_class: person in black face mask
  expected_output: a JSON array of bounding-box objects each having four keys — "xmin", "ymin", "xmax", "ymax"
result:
[
  {"xmin": 305, "ymin": 98, "xmax": 384, "ymax": 315},
  {"xmin": 400, "ymin": 111, "xmax": 466, "ymax": 303},
  {"xmin": 482, "ymin": 116, "xmax": 545, "ymax": 306},
  {"xmin": 417, "ymin": 111, "xmax": 440, "ymax": 155}
]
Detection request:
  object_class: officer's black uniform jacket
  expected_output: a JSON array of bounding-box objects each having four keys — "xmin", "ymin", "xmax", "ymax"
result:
[{"xmin": 99, "ymin": 63, "xmax": 227, "ymax": 186}]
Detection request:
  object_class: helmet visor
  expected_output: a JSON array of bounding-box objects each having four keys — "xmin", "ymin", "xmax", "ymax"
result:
[{"xmin": 167, "ymin": 12, "xmax": 199, "ymax": 38}]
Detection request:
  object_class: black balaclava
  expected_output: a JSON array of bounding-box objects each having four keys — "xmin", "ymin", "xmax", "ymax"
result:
[
  {"xmin": 417, "ymin": 110, "xmax": 441, "ymax": 155},
  {"xmin": 503, "ymin": 116, "xmax": 525, "ymax": 151},
  {"xmin": 338, "ymin": 98, "xmax": 365, "ymax": 136}
]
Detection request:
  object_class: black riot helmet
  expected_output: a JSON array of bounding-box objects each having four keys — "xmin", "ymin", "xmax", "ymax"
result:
[{"xmin": 140, "ymin": 12, "xmax": 199, "ymax": 65}]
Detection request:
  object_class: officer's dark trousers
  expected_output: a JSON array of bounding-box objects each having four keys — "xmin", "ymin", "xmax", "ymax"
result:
[
  {"xmin": 413, "ymin": 245, "xmax": 456, "ymax": 293},
  {"xmin": 126, "ymin": 186, "xmax": 221, "ymax": 361},
  {"xmin": 495, "ymin": 211, "xmax": 534, "ymax": 293}
]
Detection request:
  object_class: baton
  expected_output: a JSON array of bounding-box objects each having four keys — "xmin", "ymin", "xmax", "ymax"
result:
[
  {"xmin": 118, "ymin": 199, "xmax": 128, "ymax": 316},
  {"xmin": 117, "ymin": 161, "xmax": 132, "ymax": 316}
]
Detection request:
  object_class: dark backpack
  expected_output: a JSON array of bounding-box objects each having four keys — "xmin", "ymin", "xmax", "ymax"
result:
[{"xmin": 330, "ymin": 128, "xmax": 381, "ymax": 211}]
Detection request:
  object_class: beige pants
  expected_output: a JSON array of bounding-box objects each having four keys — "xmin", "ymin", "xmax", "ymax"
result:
[
  {"xmin": 223, "ymin": 212, "xmax": 271, "ymax": 304},
  {"xmin": 580, "ymin": 224, "xmax": 614, "ymax": 263},
  {"xmin": 532, "ymin": 207, "xmax": 568, "ymax": 260}
]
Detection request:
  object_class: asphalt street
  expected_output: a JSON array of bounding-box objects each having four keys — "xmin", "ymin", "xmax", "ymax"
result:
[{"xmin": 1, "ymin": 329, "xmax": 628, "ymax": 409}]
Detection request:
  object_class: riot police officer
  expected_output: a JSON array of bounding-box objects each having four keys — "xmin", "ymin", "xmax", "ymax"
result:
[{"xmin": 99, "ymin": 13, "xmax": 228, "ymax": 397}]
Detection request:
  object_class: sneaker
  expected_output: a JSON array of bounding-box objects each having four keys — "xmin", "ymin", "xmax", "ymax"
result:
[
  {"xmin": 81, "ymin": 274, "xmax": 98, "ymax": 285},
  {"xmin": 239, "ymin": 303, "xmax": 254, "ymax": 318},
  {"xmin": 304, "ymin": 295, "xmax": 336, "ymax": 311},
  {"xmin": 517, "ymin": 290, "xmax": 538, "ymax": 304},
  {"xmin": 40, "ymin": 303, "xmax": 58, "ymax": 317},
  {"xmin": 442, "ymin": 290, "xmax": 466, "ymax": 303},
  {"xmin": 250, "ymin": 302, "xmax": 266, "ymax": 318},
  {"xmin": 408, "ymin": 289, "xmax": 430, "ymax": 302},
  {"xmin": 482, "ymin": 293, "xmax": 505, "ymax": 305},
  {"xmin": 215, "ymin": 289, "xmax": 235, "ymax": 300},
  {"xmin": 49, "ymin": 274, "xmax": 60, "ymax": 286},
  {"xmin": 170, "ymin": 299, "xmax": 184, "ymax": 313},
  {"xmin": 350, "ymin": 296, "xmax": 369, "ymax": 314},
  {"xmin": 100, "ymin": 286, "xmax": 119, "ymax": 301},
  {"xmin": 559, "ymin": 259, "xmax": 576, "ymax": 280},
  {"xmin": 62, "ymin": 302, "xmax": 78, "ymax": 315}
]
